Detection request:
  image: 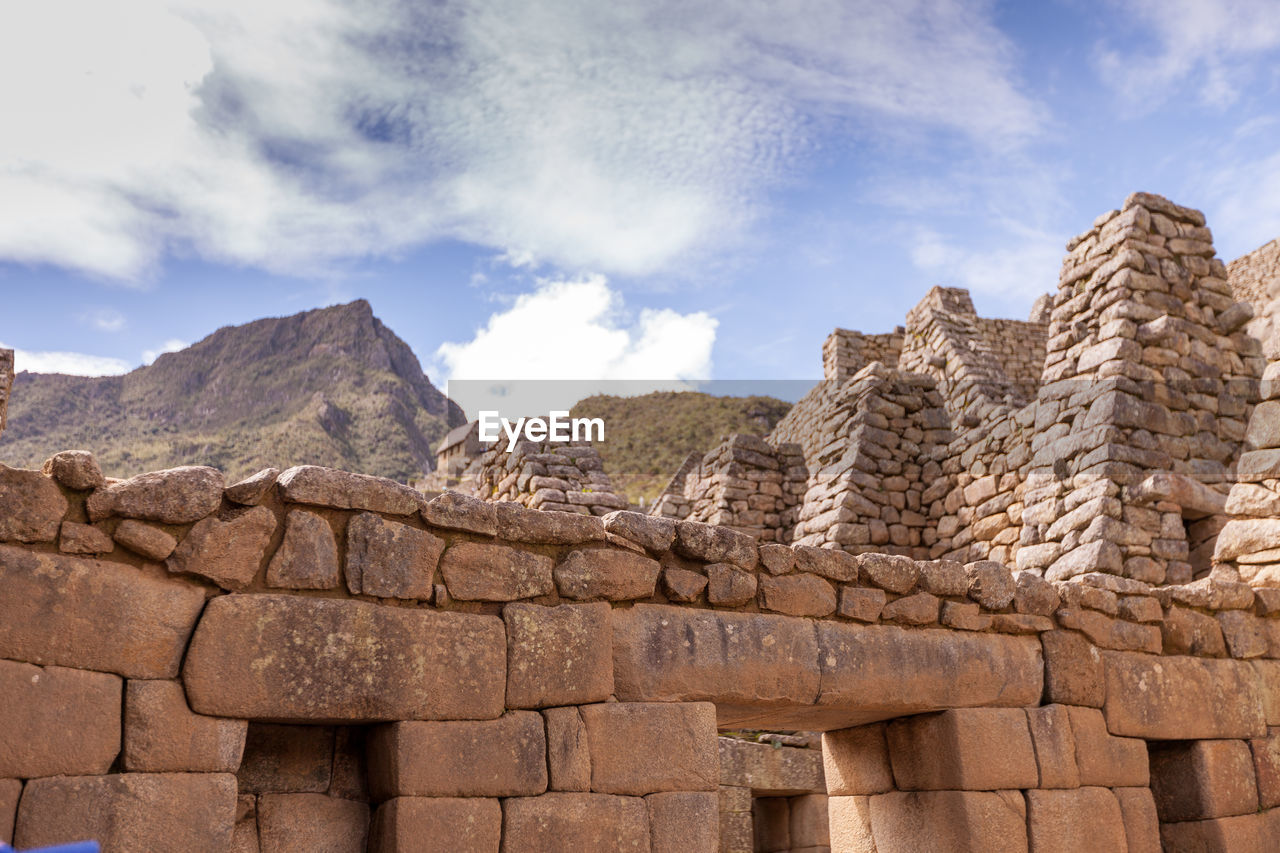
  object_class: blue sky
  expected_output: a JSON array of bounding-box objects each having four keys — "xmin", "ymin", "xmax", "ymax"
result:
[{"xmin": 3, "ymin": 0, "xmax": 1280, "ymax": 389}]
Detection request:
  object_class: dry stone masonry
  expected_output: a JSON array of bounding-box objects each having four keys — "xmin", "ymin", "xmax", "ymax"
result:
[
  {"xmin": 0, "ymin": 348, "xmax": 12, "ymax": 440},
  {"xmin": 470, "ymin": 434, "xmax": 628, "ymax": 516}
]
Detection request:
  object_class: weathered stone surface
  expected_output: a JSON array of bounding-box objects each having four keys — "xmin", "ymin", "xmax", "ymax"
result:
[
  {"xmin": 1026, "ymin": 788, "xmax": 1126, "ymax": 853},
  {"xmin": 648, "ymin": 791, "xmax": 718, "ymax": 853},
  {"xmin": 822, "ymin": 725, "xmax": 893, "ymax": 796},
  {"xmin": 0, "ymin": 465, "xmax": 67, "ymax": 542},
  {"xmin": 1046, "ymin": 540, "xmax": 1123, "ymax": 582},
  {"xmin": 759, "ymin": 573, "xmax": 837, "ymax": 617},
  {"xmin": 838, "ymin": 585, "xmax": 886, "ymax": 622},
  {"xmin": 493, "ymin": 501, "xmax": 605, "ymax": 544},
  {"xmin": 501, "ymin": 793, "xmax": 650, "ymax": 852},
  {"xmin": 0, "ymin": 778, "xmax": 18, "ymax": 846},
  {"xmin": 661, "ymin": 566, "xmax": 707, "ymax": 602},
  {"xmin": 721, "ymin": 737, "xmax": 826, "ymax": 794},
  {"xmin": 167, "ymin": 505, "xmax": 277, "ymax": 590},
  {"xmin": 277, "ymin": 465, "xmax": 421, "ymax": 515},
  {"xmin": 887, "ymin": 708, "xmax": 1038, "ymax": 791},
  {"xmin": 238, "ymin": 723, "xmax": 334, "ymax": 793},
  {"xmin": 0, "ymin": 660, "xmax": 120, "ymax": 777},
  {"xmin": 14, "ymin": 773, "xmax": 236, "ymax": 851},
  {"xmin": 1215, "ymin": 518, "xmax": 1280, "ymax": 561},
  {"xmin": 1161, "ymin": 605, "xmax": 1227, "ymax": 656},
  {"xmin": 112, "ymin": 518, "xmax": 177, "ymax": 560},
  {"xmin": 1114, "ymin": 787, "xmax": 1161, "ymax": 853},
  {"xmin": 42, "ymin": 449, "xmax": 105, "ymax": 490},
  {"xmin": 1041, "ymin": 630, "xmax": 1105, "ymax": 707},
  {"xmin": 258, "ymin": 794, "xmax": 369, "ymax": 853},
  {"xmin": 345, "ymin": 512, "xmax": 442, "ymax": 599},
  {"xmin": 1103, "ymin": 651, "xmax": 1267, "ymax": 738},
  {"xmin": 1250, "ymin": 727, "xmax": 1280, "ymax": 809},
  {"xmin": 1159, "ymin": 810, "xmax": 1280, "ymax": 852},
  {"xmin": 124, "ymin": 679, "xmax": 246, "ymax": 773},
  {"xmin": 706, "ymin": 562, "xmax": 757, "ymax": 606},
  {"xmin": 602, "ymin": 510, "xmax": 676, "ymax": 553},
  {"xmin": 439, "ymin": 541, "xmax": 553, "ymax": 601},
  {"xmin": 545, "ymin": 707, "xmax": 590, "ymax": 792},
  {"xmin": 421, "ymin": 490, "xmax": 497, "ymax": 536},
  {"xmin": 505, "ymin": 602, "xmax": 612, "ymax": 708},
  {"xmin": 1014, "ymin": 572, "xmax": 1060, "ymax": 616},
  {"xmin": 1149, "ymin": 739, "xmax": 1258, "ymax": 821},
  {"xmin": 369, "ymin": 797, "xmax": 501, "ymax": 853},
  {"xmin": 881, "ymin": 591, "xmax": 940, "ymax": 625},
  {"xmin": 0, "ymin": 545, "xmax": 206, "ymax": 678},
  {"xmin": 87, "ymin": 465, "xmax": 224, "ymax": 524},
  {"xmin": 58, "ymin": 520, "xmax": 113, "ymax": 554},
  {"xmin": 553, "ymin": 548, "xmax": 660, "ymax": 601},
  {"xmin": 267, "ymin": 509, "xmax": 340, "ymax": 589},
  {"xmin": 1026, "ymin": 704, "xmax": 1080, "ymax": 789},
  {"xmin": 817, "ymin": 624, "xmax": 1043, "ymax": 725},
  {"xmin": 758, "ymin": 542, "xmax": 797, "ymax": 575},
  {"xmin": 611, "ymin": 605, "xmax": 820, "ymax": 723},
  {"xmin": 857, "ymin": 553, "xmax": 919, "ymax": 594},
  {"xmin": 184, "ymin": 594, "xmax": 505, "ymax": 721},
  {"xmin": 964, "ymin": 561, "xmax": 1015, "ymax": 610},
  {"xmin": 674, "ymin": 520, "xmax": 758, "ymax": 569},
  {"xmin": 828, "ymin": 796, "xmax": 875, "ymax": 853},
  {"xmin": 868, "ymin": 790, "xmax": 1028, "ymax": 853},
  {"xmin": 224, "ymin": 467, "xmax": 280, "ymax": 505},
  {"xmin": 1066, "ymin": 705, "xmax": 1148, "ymax": 787},
  {"xmin": 580, "ymin": 702, "xmax": 718, "ymax": 795},
  {"xmin": 794, "ymin": 546, "xmax": 859, "ymax": 581},
  {"xmin": 368, "ymin": 713, "xmax": 547, "ymax": 798}
]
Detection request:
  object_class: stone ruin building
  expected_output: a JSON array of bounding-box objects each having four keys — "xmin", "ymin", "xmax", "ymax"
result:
[{"xmin": 3, "ymin": 193, "xmax": 1280, "ymax": 851}]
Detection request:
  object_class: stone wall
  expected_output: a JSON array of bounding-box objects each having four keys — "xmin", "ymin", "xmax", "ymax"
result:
[
  {"xmin": 3, "ymin": 454, "xmax": 1280, "ymax": 849},
  {"xmin": 1229, "ymin": 236, "xmax": 1280, "ymax": 358},
  {"xmin": 822, "ymin": 328, "xmax": 904, "ymax": 382},
  {"xmin": 0, "ymin": 348, "xmax": 12, "ymax": 440},
  {"xmin": 471, "ymin": 435, "xmax": 628, "ymax": 515}
]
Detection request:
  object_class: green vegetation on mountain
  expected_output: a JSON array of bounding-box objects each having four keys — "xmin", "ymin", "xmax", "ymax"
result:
[
  {"xmin": 570, "ymin": 391, "xmax": 792, "ymax": 504},
  {"xmin": 1, "ymin": 300, "xmax": 462, "ymax": 482}
]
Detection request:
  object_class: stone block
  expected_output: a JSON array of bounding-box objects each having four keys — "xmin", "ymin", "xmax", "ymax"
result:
[
  {"xmin": 505, "ymin": 602, "xmax": 612, "ymax": 708},
  {"xmin": 544, "ymin": 707, "xmax": 590, "ymax": 791},
  {"xmin": 87, "ymin": 465, "xmax": 223, "ymax": 523},
  {"xmin": 112, "ymin": 518, "xmax": 177, "ymax": 561},
  {"xmin": 224, "ymin": 467, "xmax": 279, "ymax": 505},
  {"xmin": 1026, "ymin": 704, "xmax": 1080, "ymax": 788},
  {"xmin": 185, "ymin": 595, "xmax": 505, "ymax": 722},
  {"xmin": 828, "ymin": 796, "xmax": 875, "ymax": 853},
  {"xmin": 124, "ymin": 679, "xmax": 246, "ymax": 772},
  {"xmin": 1065, "ymin": 705, "xmax": 1148, "ymax": 787},
  {"xmin": 880, "ymin": 591, "xmax": 940, "ymax": 625},
  {"xmin": 0, "ymin": 779, "xmax": 17, "ymax": 846},
  {"xmin": 1159, "ymin": 809, "xmax": 1280, "ymax": 852},
  {"xmin": 420, "ymin": 491, "xmax": 498, "ymax": 536},
  {"xmin": 237, "ymin": 723, "xmax": 334, "ymax": 793},
  {"xmin": 837, "ymin": 585, "xmax": 886, "ymax": 622},
  {"xmin": 493, "ymin": 502, "xmax": 606, "ymax": 544},
  {"xmin": 1161, "ymin": 605, "xmax": 1227, "ymax": 656},
  {"xmin": 0, "ymin": 660, "xmax": 120, "ymax": 777},
  {"xmin": 790, "ymin": 793, "xmax": 830, "ymax": 848},
  {"xmin": 720, "ymin": 737, "xmax": 825, "ymax": 794},
  {"xmin": 277, "ymin": 465, "xmax": 421, "ymax": 515},
  {"xmin": 822, "ymin": 724, "xmax": 893, "ymax": 796},
  {"xmin": 258, "ymin": 794, "xmax": 369, "ymax": 853},
  {"xmin": 58, "ymin": 521, "xmax": 113, "ymax": 555},
  {"xmin": 1025, "ymin": 787, "xmax": 1126, "ymax": 853},
  {"xmin": 345, "ymin": 512, "xmax": 443, "ymax": 599},
  {"xmin": 603, "ymin": 510, "xmax": 676, "ymax": 553},
  {"xmin": 705, "ymin": 562, "xmax": 758, "ymax": 606},
  {"xmin": 0, "ymin": 544, "xmax": 206, "ymax": 678},
  {"xmin": 1041, "ymin": 630, "xmax": 1105, "ymax": 707},
  {"xmin": 368, "ymin": 797, "xmax": 501, "ymax": 853},
  {"xmin": 857, "ymin": 553, "xmax": 918, "ymax": 594},
  {"xmin": 232, "ymin": 795, "xmax": 257, "ymax": 853},
  {"xmin": 330, "ymin": 727, "xmax": 370, "ymax": 801},
  {"xmin": 752, "ymin": 796, "xmax": 790, "ymax": 852},
  {"xmin": 674, "ymin": 520, "xmax": 757, "ymax": 568},
  {"xmin": 14, "ymin": 773, "xmax": 236, "ymax": 851},
  {"xmin": 580, "ymin": 702, "xmax": 718, "ymax": 795},
  {"xmin": 611, "ymin": 605, "xmax": 820, "ymax": 726},
  {"xmin": 439, "ymin": 541, "xmax": 554, "ymax": 601},
  {"xmin": 1251, "ymin": 727, "xmax": 1280, "ymax": 809},
  {"xmin": 367, "ymin": 713, "xmax": 547, "ymax": 799},
  {"xmin": 500, "ymin": 793, "xmax": 649, "ymax": 852},
  {"xmin": 647, "ymin": 791, "xmax": 717, "ymax": 853},
  {"xmin": 886, "ymin": 708, "xmax": 1038, "ymax": 791},
  {"xmin": 1103, "ymin": 651, "xmax": 1266, "ymax": 738},
  {"xmin": 42, "ymin": 450, "xmax": 105, "ymax": 490},
  {"xmin": 1114, "ymin": 786, "xmax": 1160, "ymax": 853},
  {"xmin": 266, "ymin": 509, "xmax": 340, "ymax": 589},
  {"xmin": 868, "ymin": 790, "xmax": 1028, "ymax": 853},
  {"xmin": 167, "ymin": 505, "xmax": 277, "ymax": 590},
  {"xmin": 661, "ymin": 566, "xmax": 706, "ymax": 601},
  {"xmin": 1149, "ymin": 739, "xmax": 1259, "ymax": 821},
  {"xmin": 553, "ymin": 547, "xmax": 661, "ymax": 600}
]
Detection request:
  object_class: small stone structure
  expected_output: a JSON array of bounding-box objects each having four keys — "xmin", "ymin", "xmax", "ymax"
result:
[
  {"xmin": 0, "ymin": 348, "xmax": 13, "ymax": 439},
  {"xmin": 471, "ymin": 435, "xmax": 628, "ymax": 515},
  {"xmin": 1230, "ymin": 236, "xmax": 1280, "ymax": 359}
]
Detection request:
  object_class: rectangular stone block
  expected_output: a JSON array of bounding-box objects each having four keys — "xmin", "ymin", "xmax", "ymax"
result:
[
  {"xmin": 611, "ymin": 605, "xmax": 820, "ymax": 729},
  {"xmin": 439, "ymin": 541, "xmax": 553, "ymax": 601},
  {"xmin": 124, "ymin": 679, "xmax": 247, "ymax": 772},
  {"xmin": 0, "ymin": 545, "xmax": 206, "ymax": 678},
  {"xmin": 828, "ymin": 796, "xmax": 875, "ymax": 853},
  {"xmin": 1041, "ymin": 629, "xmax": 1104, "ymax": 707},
  {"xmin": 817, "ymin": 624, "xmax": 1043, "ymax": 729},
  {"xmin": 258, "ymin": 794, "xmax": 370, "ymax": 853},
  {"xmin": 1103, "ymin": 651, "xmax": 1267, "ymax": 738},
  {"xmin": 238, "ymin": 723, "xmax": 334, "ymax": 794},
  {"xmin": 1026, "ymin": 788, "xmax": 1126, "ymax": 853},
  {"xmin": 0, "ymin": 779, "xmax": 18, "ymax": 846},
  {"xmin": 789, "ymin": 793, "xmax": 830, "ymax": 848},
  {"xmin": 505, "ymin": 602, "xmax": 612, "ymax": 708},
  {"xmin": 580, "ymin": 702, "xmax": 718, "ymax": 795},
  {"xmin": 1149, "ymin": 739, "xmax": 1259, "ymax": 821},
  {"xmin": 1159, "ymin": 809, "xmax": 1280, "ymax": 852},
  {"xmin": 0, "ymin": 659, "xmax": 120, "ymax": 777},
  {"xmin": 501, "ymin": 793, "xmax": 649, "ymax": 852},
  {"xmin": 1026, "ymin": 704, "xmax": 1080, "ymax": 789},
  {"xmin": 14, "ymin": 773, "xmax": 236, "ymax": 851},
  {"xmin": 886, "ymin": 708, "xmax": 1038, "ymax": 791},
  {"xmin": 721, "ymin": 737, "xmax": 826, "ymax": 795},
  {"xmin": 184, "ymin": 595, "xmax": 505, "ymax": 722},
  {"xmin": 822, "ymin": 724, "xmax": 893, "ymax": 796},
  {"xmin": 1114, "ymin": 787, "xmax": 1160, "ymax": 853},
  {"xmin": 1251, "ymin": 727, "xmax": 1280, "ymax": 809},
  {"xmin": 647, "ymin": 791, "xmax": 717, "ymax": 853},
  {"xmin": 368, "ymin": 797, "xmax": 501, "ymax": 853},
  {"xmin": 1252, "ymin": 659, "xmax": 1280, "ymax": 725},
  {"xmin": 544, "ymin": 706, "xmax": 590, "ymax": 791},
  {"xmin": 868, "ymin": 790, "xmax": 1028, "ymax": 853},
  {"xmin": 1065, "ymin": 706, "xmax": 1148, "ymax": 787},
  {"xmin": 752, "ymin": 796, "xmax": 790, "ymax": 851},
  {"xmin": 367, "ymin": 713, "xmax": 547, "ymax": 799}
]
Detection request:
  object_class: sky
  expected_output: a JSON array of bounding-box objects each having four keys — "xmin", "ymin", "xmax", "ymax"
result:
[{"xmin": 3, "ymin": 0, "xmax": 1280, "ymax": 392}]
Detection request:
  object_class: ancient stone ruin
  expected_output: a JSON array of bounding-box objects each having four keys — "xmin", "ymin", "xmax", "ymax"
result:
[{"xmin": 2, "ymin": 193, "xmax": 1280, "ymax": 851}]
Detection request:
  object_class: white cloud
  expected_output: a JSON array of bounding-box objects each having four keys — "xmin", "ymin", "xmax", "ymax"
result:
[
  {"xmin": 911, "ymin": 226, "xmax": 1063, "ymax": 303},
  {"xmin": 82, "ymin": 308, "xmax": 126, "ymax": 332},
  {"xmin": 436, "ymin": 275, "xmax": 717, "ymax": 382},
  {"xmin": 142, "ymin": 338, "xmax": 189, "ymax": 364},
  {"xmin": 0, "ymin": 0, "xmax": 1041, "ymax": 281},
  {"xmin": 0, "ymin": 343, "xmax": 130, "ymax": 376},
  {"xmin": 1097, "ymin": 0, "xmax": 1280, "ymax": 106}
]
